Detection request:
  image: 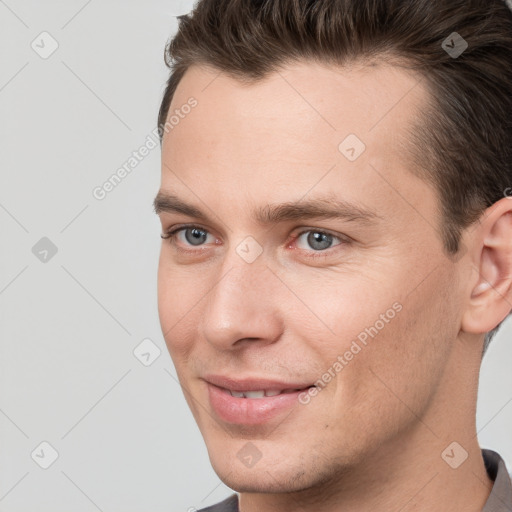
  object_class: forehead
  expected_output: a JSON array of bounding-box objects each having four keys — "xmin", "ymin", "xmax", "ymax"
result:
[
  {"xmin": 160, "ymin": 60, "xmax": 435, "ymax": 229},
  {"xmin": 167, "ymin": 59, "xmax": 425, "ymax": 134}
]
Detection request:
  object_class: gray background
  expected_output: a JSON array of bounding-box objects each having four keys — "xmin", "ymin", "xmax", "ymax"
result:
[{"xmin": 0, "ymin": 1, "xmax": 511, "ymax": 511}]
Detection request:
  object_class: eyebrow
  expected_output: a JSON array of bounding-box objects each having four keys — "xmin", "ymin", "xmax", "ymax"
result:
[{"xmin": 153, "ymin": 191, "xmax": 382, "ymax": 226}]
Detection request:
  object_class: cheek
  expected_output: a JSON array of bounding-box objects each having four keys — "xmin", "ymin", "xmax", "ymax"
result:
[
  {"xmin": 308, "ymin": 263, "xmax": 455, "ymax": 433},
  {"xmin": 286, "ymin": 269, "xmax": 403, "ymax": 360},
  {"xmin": 157, "ymin": 258, "xmax": 203, "ymax": 359},
  {"xmin": 332, "ymin": 268, "xmax": 455, "ymax": 424}
]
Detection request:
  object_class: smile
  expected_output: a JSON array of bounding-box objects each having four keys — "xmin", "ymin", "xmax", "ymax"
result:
[{"xmin": 204, "ymin": 376, "xmax": 316, "ymax": 425}]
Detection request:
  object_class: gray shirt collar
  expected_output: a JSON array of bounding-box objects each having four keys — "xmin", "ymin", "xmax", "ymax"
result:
[{"xmin": 482, "ymin": 448, "xmax": 512, "ymax": 511}]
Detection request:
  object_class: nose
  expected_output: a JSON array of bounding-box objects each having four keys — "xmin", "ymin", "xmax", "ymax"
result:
[{"xmin": 199, "ymin": 251, "xmax": 284, "ymax": 351}]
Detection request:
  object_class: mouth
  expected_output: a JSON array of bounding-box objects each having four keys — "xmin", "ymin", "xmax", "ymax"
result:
[{"xmin": 204, "ymin": 375, "xmax": 316, "ymax": 425}]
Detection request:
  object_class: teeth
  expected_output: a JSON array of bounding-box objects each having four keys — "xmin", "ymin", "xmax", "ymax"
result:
[
  {"xmin": 228, "ymin": 389, "xmax": 289, "ymax": 398},
  {"xmin": 244, "ymin": 391, "xmax": 266, "ymax": 399}
]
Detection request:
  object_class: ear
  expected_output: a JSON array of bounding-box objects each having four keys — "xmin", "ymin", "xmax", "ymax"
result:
[{"xmin": 461, "ymin": 197, "xmax": 512, "ymax": 335}]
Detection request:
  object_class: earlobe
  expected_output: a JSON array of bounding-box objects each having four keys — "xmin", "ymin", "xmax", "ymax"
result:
[{"xmin": 461, "ymin": 199, "xmax": 512, "ymax": 334}]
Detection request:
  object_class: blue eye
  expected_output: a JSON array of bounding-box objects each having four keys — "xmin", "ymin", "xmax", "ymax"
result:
[
  {"xmin": 162, "ymin": 226, "xmax": 214, "ymax": 246},
  {"xmin": 295, "ymin": 230, "xmax": 342, "ymax": 252}
]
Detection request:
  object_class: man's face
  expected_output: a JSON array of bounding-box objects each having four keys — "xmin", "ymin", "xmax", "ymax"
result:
[{"xmin": 156, "ymin": 61, "xmax": 464, "ymax": 492}]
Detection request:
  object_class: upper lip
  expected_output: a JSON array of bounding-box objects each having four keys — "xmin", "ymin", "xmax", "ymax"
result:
[{"xmin": 203, "ymin": 375, "xmax": 314, "ymax": 392}]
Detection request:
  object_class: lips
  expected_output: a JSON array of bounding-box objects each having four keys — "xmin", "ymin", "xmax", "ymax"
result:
[
  {"xmin": 204, "ymin": 374, "xmax": 313, "ymax": 393},
  {"xmin": 204, "ymin": 375, "xmax": 315, "ymax": 425}
]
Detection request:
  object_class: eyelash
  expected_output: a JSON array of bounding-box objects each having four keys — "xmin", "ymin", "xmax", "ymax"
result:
[{"xmin": 160, "ymin": 224, "xmax": 349, "ymax": 260}]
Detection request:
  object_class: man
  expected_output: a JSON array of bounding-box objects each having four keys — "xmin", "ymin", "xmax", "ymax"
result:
[{"xmin": 153, "ymin": 0, "xmax": 512, "ymax": 510}]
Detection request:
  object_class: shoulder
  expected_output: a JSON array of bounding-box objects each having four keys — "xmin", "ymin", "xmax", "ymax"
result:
[{"xmin": 197, "ymin": 494, "xmax": 239, "ymax": 512}]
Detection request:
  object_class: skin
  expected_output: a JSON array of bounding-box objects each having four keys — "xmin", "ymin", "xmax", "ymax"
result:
[{"xmin": 155, "ymin": 60, "xmax": 512, "ymax": 511}]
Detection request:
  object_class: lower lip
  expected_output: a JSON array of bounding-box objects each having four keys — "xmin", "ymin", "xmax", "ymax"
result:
[{"xmin": 207, "ymin": 383, "xmax": 310, "ymax": 425}]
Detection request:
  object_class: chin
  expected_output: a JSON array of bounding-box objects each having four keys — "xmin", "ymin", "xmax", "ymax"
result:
[
  {"xmin": 212, "ymin": 464, "xmax": 313, "ymax": 493},
  {"xmin": 207, "ymin": 444, "xmax": 337, "ymax": 494}
]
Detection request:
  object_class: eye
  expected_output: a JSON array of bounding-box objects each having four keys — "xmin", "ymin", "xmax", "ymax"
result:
[
  {"xmin": 294, "ymin": 229, "xmax": 345, "ymax": 253},
  {"xmin": 161, "ymin": 225, "xmax": 215, "ymax": 247}
]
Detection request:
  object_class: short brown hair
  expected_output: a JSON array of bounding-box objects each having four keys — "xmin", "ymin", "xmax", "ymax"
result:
[{"xmin": 157, "ymin": 0, "xmax": 512, "ymax": 354}]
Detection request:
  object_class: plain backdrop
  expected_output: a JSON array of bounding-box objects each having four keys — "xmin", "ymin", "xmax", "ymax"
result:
[{"xmin": 0, "ymin": 1, "xmax": 511, "ymax": 511}]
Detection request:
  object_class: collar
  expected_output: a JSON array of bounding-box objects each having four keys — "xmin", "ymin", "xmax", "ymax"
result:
[{"xmin": 481, "ymin": 448, "xmax": 512, "ymax": 511}]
